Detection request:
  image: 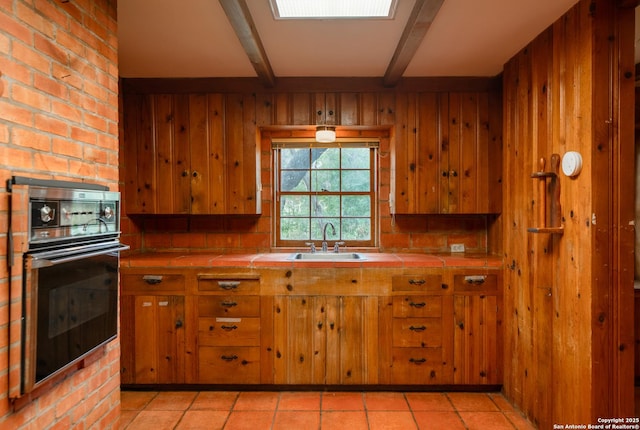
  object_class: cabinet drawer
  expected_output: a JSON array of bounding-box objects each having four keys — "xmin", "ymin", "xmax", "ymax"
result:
[
  {"xmin": 392, "ymin": 318, "xmax": 442, "ymax": 348},
  {"xmin": 390, "ymin": 348, "xmax": 445, "ymax": 384},
  {"xmin": 453, "ymin": 274, "xmax": 498, "ymax": 293},
  {"xmin": 199, "ymin": 346, "xmax": 260, "ymax": 384},
  {"xmin": 393, "ymin": 296, "xmax": 442, "ymax": 318},
  {"xmin": 121, "ymin": 274, "xmax": 185, "ymax": 293},
  {"xmin": 392, "ymin": 274, "xmax": 445, "ymax": 292},
  {"xmin": 198, "ymin": 275, "xmax": 260, "ymax": 294},
  {"xmin": 198, "ymin": 317, "xmax": 260, "ymax": 346},
  {"xmin": 198, "ymin": 296, "xmax": 260, "ymax": 317}
]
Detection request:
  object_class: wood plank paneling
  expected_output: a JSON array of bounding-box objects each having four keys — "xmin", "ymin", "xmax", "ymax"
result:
[{"xmin": 502, "ymin": 0, "xmax": 635, "ymax": 426}]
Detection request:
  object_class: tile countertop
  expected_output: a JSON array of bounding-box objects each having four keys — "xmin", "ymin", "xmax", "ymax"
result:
[{"xmin": 121, "ymin": 252, "xmax": 503, "ymax": 269}]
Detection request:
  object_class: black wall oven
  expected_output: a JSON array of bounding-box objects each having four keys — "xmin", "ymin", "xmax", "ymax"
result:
[{"xmin": 11, "ymin": 177, "xmax": 128, "ymax": 394}]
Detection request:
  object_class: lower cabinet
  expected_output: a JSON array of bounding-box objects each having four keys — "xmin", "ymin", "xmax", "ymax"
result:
[
  {"xmin": 120, "ymin": 266, "xmax": 502, "ymax": 387},
  {"xmin": 272, "ymin": 295, "xmax": 379, "ymax": 384},
  {"xmin": 452, "ymin": 272, "xmax": 503, "ymax": 384},
  {"xmin": 120, "ymin": 295, "xmax": 186, "ymax": 384}
]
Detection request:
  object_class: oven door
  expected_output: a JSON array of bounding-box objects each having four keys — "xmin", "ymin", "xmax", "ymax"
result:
[{"xmin": 21, "ymin": 241, "xmax": 129, "ymax": 394}]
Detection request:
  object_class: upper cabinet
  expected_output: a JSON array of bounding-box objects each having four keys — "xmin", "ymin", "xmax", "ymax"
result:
[
  {"xmin": 392, "ymin": 91, "xmax": 502, "ymax": 214},
  {"xmin": 122, "ymin": 93, "xmax": 261, "ymax": 215}
]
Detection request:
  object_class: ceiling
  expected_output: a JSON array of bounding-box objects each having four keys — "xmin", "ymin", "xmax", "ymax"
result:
[{"xmin": 118, "ymin": 0, "xmax": 581, "ymax": 85}]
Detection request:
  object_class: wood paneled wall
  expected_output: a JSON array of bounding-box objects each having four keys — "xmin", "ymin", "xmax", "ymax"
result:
[{"xmin": 501, "ymin": 0, "xmax": 635, "ymax": 427}]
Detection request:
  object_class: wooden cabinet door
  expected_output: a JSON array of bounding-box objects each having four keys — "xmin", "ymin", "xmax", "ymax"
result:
[
  {"xmin": 453, "ymin": 294, "xmax": 502, "ymax": 384},
  {"xmin": 392, "ymin": 91, "xmax": 501, "ymax": 214},
  {"xmin": 122, "ymin": 296, "xmax": 185, "ymax": 384},
  {"xmin": 273, "ymin": 295, "xmax": 378, "ymax": 385}
]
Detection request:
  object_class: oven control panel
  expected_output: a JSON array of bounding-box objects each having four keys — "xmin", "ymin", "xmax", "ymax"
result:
[{"xmin": 28, "ymin": 186, "xmax": 121, "ymax": 244}]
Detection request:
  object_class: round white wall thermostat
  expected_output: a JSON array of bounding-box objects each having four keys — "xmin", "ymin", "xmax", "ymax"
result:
[{"xmin": 561, "ymin": 151, "xmax": 582, "ymax": 177}]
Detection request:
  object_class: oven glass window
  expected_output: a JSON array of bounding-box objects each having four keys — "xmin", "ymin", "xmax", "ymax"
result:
[{"xmin": 34, "ymin": 252, "xmax": 118, "ymax": 384}]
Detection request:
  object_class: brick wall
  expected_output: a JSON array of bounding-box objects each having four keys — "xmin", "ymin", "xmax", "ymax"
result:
[{"xmin": 0, "ymin": 1, "xmax": 120, "ymax": 429}]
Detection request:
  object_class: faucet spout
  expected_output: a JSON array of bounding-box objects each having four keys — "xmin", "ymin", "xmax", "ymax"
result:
[{"xmin": 322, "ymin": 222, "xmax": 336, "ymax": 252}]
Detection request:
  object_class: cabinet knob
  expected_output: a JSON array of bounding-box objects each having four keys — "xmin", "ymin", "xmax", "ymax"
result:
[
  {"xmin": 409, "ymin": 358, "xmax": 427, "ymax": 364},
  {"xmin": 192, "ymin": 170, "xmax": 199, "ymax": 178},
  {"xmin": 218, "ymin": 281, "xmax": 240, "ymax": 290},
  {"xmin": 221, "ymin": 301, "xmax": 238, "ymax": 308},
  {"xmin": 143, "ymin": 275, "xmax": 163, "ymax": 285},
  {"xmin": 409, "ymin": 325, "xmax": 427, "ymax": 332},
  {"xmin": 182, "ymin": 170, "xmax": 189, "ymax": 177},
  {"xmin": 175, "ymin": 320, "xmax": 183, "ymax": 329},
  {"xmin": 221, "ymin": 325, "xmax": 238, "ymax": 331},
  {"xmin": 408, "ymin": 279, "xmax": 425, "ymax": 286},
  {"xmin": 450, "ymin": 170, "xmax": 458, "ymax": 177},
  {"xmin": 409, "ymin": 301, "xmax": 426, "ymax": 308}
]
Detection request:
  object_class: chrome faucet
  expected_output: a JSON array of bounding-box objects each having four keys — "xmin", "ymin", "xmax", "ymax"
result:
[{"xmin": 322, "ymin": 222, "xmax": 336, "ymax": 252}]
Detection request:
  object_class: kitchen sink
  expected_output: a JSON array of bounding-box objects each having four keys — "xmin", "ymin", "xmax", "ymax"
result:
[{"xmin": 288, "ymin": 252, "xmax": 367, "ymax": 261}]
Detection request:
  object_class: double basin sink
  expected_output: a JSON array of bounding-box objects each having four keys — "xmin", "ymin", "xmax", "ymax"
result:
[{"xmin": 288, "ymin": 252, "xmax": 367, "ymax": 262}]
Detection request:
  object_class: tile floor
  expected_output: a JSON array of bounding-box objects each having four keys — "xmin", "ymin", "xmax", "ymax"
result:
[{"xmin": 119, "ymin": 390, "xmax": 536, "ymax": 430}]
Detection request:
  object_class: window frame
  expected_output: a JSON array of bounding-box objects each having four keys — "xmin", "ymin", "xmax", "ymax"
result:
[{"xmin": 272, "ymin": 139, "xmax": 379, "ymax": 249}]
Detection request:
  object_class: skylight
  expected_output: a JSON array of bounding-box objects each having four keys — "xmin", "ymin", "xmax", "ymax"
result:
[{"xmin": 270, "ymin": 0, "xmax": 396, "ymax": 19}]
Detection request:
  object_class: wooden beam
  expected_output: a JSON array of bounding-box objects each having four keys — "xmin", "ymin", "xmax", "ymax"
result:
[
  {"xmin": 219, "ymin": 0, "xmax": 276, "ymax": 88},
  {"xmin": 383, "ymin": 0, "xmax": 444, "ymax": 87}
]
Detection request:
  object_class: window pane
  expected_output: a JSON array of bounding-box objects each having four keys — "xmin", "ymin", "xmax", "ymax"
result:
[
  {"xmin": 342, "ymin": 170, "xmax": 370, "ymax": 192},
  {"xmin": 311, "ymin": 170, "xmax": 339, "ymax": 192},
  {"xmin": 342, "ymin": 218, "xmax": 370, "ymax": 240},
  {"xmin": 342, "ymin": 195, "xmax": 370, "ymax": 217},
  {"xmin": 312, "ymin": 148, "xmax": 339, "ymax": 169},
  {"xmin": 281, "ymin": 170, "xmax": 310, "ymax": 191},
  {"xmin": 311, "ymin": 218, "xmax": 340, "ymax": 241},
  {"xmin": 312, "ymin": 195, "xmax": 340, "ymax": 217},
  {"xmin": 282, "ymin": 148, "xmax": 309, "ymax": 169},
  {"xmin": 281, "ymin": 195, "xmax": 309, "ymax": 216},
  {"xmin": 281, "ymin": 218, "xmax": 309, "ymax": 240},
  {"xmin": 342, "ymin": 148, "xmax": 370, "ymax": 169}
]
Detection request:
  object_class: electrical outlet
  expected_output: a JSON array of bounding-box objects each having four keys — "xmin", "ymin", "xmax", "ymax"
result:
[{"xmin": 450, "ymin": 243, "xmax": 465, "ymax": 253}]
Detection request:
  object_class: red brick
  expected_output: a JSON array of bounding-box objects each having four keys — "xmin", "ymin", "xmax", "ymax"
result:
[
  {"xmin": 83, "ymin": 80, "xmax": 108, "ymax": 102},
  {"xmin": 70, "ymin": 125, "xmax": 96, "ymax": 144},
  {"xmin": 55, "ymin": 30, "xmax": 85, "ymax": 58},
  {"xmin": 0, "ymin": 32, "xmax": 10, "ymax": 54},
  {"xmin": 34, "ymin": 0, "xmax": 70, "ymax": 31},
  {"xmin": 17, "ymin": 3, "xmax": 55, "ymax": 38},
  {"xmin": 12, "ymin": 83, "xmax": 51, "ymax": 111},
  {"xmin": 0, "ymin": 100, "xmax": 34, "ymax": 127},
  {"xmin": 96, "ymin": 164, "xmax": 118, "ymax": 182},
  {"xmin": 0, "ymin": 146, "xmax": 32, "ymax": 169},
  {"xmin": 13, "ymin": 42, "xmax": 50, "ymax": 74},
  {"xmin": 59, "ymin": 0, "xmax": 84, "ymax": 24},
  {"xmin": 55, "ymin": 384, "xmax": 87, "ymax": 418},
  {"xmin": 51, "ymin": 100, "xmax": 82, "ymax": 123},
  {"xmin": 11, "ymin": 128, "xmax": 51, "ymax": 151},
  {"xmin": 52, "ymin": 138, "xmax": 82, "ymax": 158},
  {"xmin": 33, "ymin": 152, "xmax": 68, "ymax": 173},
  {"xmin": 69, "ymin": 89, "xmax": 97, "ymax": 111},
  {"xmin": 33, "ymin": 74, "xmax": 68, "ymax": 99},
  {"xmin": 52, "ymin": 63, "xmax": 83, "ymax": 91},
  {"xmin": 83, "ymin": 146, "xmax": 107, "ymax": 164},
  {"xmin": 35, "ymin": 114, "xmax": 69, "ymax": 137},
  {"xmin": 0, "ymin": 57, "xmax": 32, "ymax": 85},
  {"xmin": 84, "ymin": 112, "xmax": 108, "ymax": 132},
  {"xmin": 0, "ymin": 10, "xmax": 32, "ymax": 44},
  {"xmin": 68, "ymin": 159, "xmax": 95, "ymax": 177}
]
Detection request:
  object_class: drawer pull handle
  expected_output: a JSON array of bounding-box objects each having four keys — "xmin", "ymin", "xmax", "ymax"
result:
[
  {"xmin": 221, "ymin": 301, "xmax": 238, "ymax": 308},
  {"xmin": 464, "ymin": 276, "xmax": 486, "ymax": 285},
  {"xmin": 221, "ymin": 325, "xmax": 238, "ymax": 331},
  {"xmin": 409, "ymin": 301, "xmax": 426, "ymax": 308},
  {"xmin": 218, "ymin": 281, "xmax": 240, "ymax": 290},
  {"xmin": 409, "ymin": 325, "xmax": 427, "ymax": 332},
  {"xmin": 143, "ymin": 275, "xmax": 163, "ymax": 285},
  {"xmin": 220, "ymin": 354, "xmax": 238, "ymax": 362},
  {"xmin": 409, "ymin": 279, "xmax": 425, "ymax": 285},
  {"xmin": 409, "ymin": 358, "xmax": 426, "ymax": 364}
]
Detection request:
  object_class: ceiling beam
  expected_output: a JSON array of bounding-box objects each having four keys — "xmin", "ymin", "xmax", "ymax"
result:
[
  {"xmin": 219, "ymin": 0, "xmax": 276, "ymax": 87},
  {"xmin": 383, "ymin": 0, "xmax": 444, "ymax": 87}
]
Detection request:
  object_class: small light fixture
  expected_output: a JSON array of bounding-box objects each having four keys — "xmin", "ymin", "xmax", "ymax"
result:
[{"xmin": 316, "ymin": 125, "xmax": 336, "ymax": 143}]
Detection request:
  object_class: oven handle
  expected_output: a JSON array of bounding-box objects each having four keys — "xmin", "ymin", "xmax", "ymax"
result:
[{"xmin": 28, "ymin": 242, "xmax": 130, "ymax": 268}]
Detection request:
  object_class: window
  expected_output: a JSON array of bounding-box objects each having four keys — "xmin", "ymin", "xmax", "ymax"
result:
[{"xmin": 274, "ymin": 141, "xmax": 377, "ymax": 248}]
